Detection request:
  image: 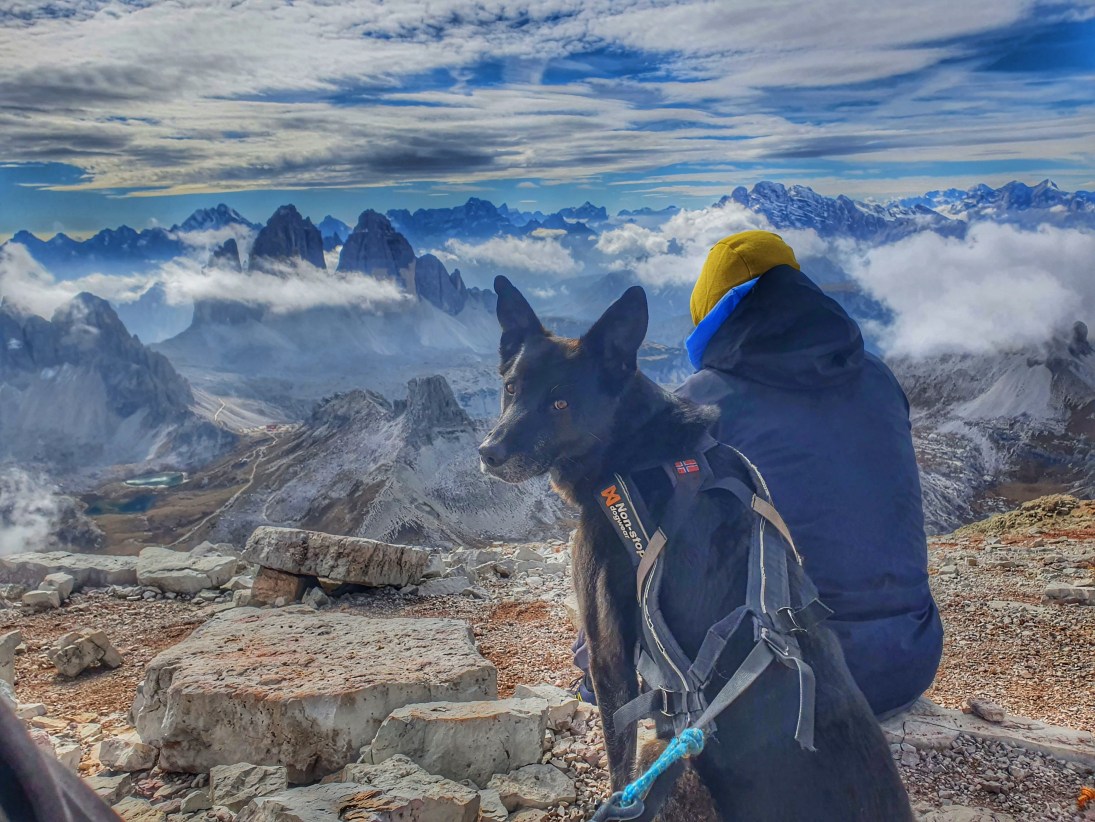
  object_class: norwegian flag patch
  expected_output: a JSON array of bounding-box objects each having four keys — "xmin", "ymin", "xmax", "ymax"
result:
[{"xmin": 674, "ymin": 459, "xmax": 700, "ymax": 475}]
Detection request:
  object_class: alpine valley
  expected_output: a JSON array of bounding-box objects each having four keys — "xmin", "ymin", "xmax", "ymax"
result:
[{"xmin": 2, "ymin": 179, "xmax": 1093, "ymax": 544}]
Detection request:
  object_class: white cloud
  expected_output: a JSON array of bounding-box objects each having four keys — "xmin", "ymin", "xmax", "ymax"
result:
[
  {"xmin": 0, "ymin": 243, "xmax": 410, "ymax": 318},
  {"xmin": 847, "ymin": 222, "xmax": 1095, "ymax": 357},
  {"xmin": 0, "ymin": 467, "xmax": 61, "ymax": 556},
  {"xmin": 436, "ymin": 235, "xmax": 581, "ymax": 276},
  {"xmin": 596, "ymin": 223, "xmax": 669, "ymax": 257}
]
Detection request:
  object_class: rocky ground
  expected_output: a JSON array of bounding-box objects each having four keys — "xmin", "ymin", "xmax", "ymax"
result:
[{"xmin": 0, "ymin": 498, "xmax": 1092, "ymax": 821}]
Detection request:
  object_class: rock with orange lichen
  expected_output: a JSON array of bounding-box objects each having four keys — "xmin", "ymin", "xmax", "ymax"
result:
[{"xmin": 132, "ymin": 607, "xmax": 497, "ymax": 782}]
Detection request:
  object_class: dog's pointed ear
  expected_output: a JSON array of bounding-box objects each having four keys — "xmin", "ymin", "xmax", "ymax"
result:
[
  {"xmin": 582, "ymin": 286, "xmax": 648, "ymax": 376},
  {"xmin": 494, "ymin": 275, "xmax": 544, "ymax": 363}
]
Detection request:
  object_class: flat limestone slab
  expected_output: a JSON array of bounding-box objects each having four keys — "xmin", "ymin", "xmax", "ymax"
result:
[
  {"xmin": 881, "ymin": 698, "xmax": 1095, "ymax": 767},
  {"xmin": 0, "ymin": 551, "xmax": 138, "ymax": 590},
  {"xmin": 133, "ymin": 607, "xmax": 496, "ymax": 782},
  {"xmin": 243, "ymin": 527, "xmax": 428, "ymax": 588}
]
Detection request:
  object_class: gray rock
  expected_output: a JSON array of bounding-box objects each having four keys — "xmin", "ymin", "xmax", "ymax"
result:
[
  {"xmin": 133, "ymin": 608, "xmax": 496, "ymax": 781},
  {"xmin": 225, "ymin": 575, "xmax": 254, "ymax": 591},
  {"xmin": 179, "ymin": 789, "xmax": 212, "ymax": 813},
  {"xmin": 514, "ymin": 546, "xmax": 543, "ymax": 563},
  {"xmin": 0, "ymin": 583, "xmax": 27, "ymax": 601},
  {"xmin": 0, "ymin": 630, "xmax": 22, "ymax": 685},
  {"xmin": 22, "ymin": 589, "xmax": 61, "ymax": 609},
  {"xmin": 47, "ymin": 629, "xmax": 122, "ymax": 678},
  {"xmin": 512, "ymin": 685, "xmax": 578, "ymax": 730},
  {"xmin": 236, "ymin": 781, "xmax": 452, "ymax": 822},
  {"xmin": 477, "ymin": 789, "xmax": 509, "ymax": 821},
  {"xmin": 98, "ymin": 731, "xmax": 158, "ymax": 772},
  {"xmin": 0, "ymin": 551, "xmax": 137, "ymax": 589},
  {"xmin": 243, "ymin": 527, "xmax": 428, "ymax": 588},
  {"xmin": 918, "ymin": 808, "xmax": 1016, "ymax": 821},
  {"xmin": 487, "ymin": 764, "xmax": 576, "ymax": 812},
  {"xmin": 370, "ymin": 698, "xmax": 548, "ymax": 787},
  {"xmin": 211, "ymin": 763, "xmax": 289, "ymax": 812},
  {"xmin": 54, "ymin": 741, "xmax": 82, "ymax": 770},
  {"xmin": 966, "ymin": 697, "xmax": 1006, "ymax": 723},
  {"xmin": 136, "ymin": 547, "xmax": 236, "ymax": 594},
  {"xmin": 250, "ymin": 567, "xmax": 306, "ymax": 606},
  {"xmin": 417, "ymin": 576, "xmax": 472, "ymax": 598},
  {"xmin": 1042, "ymin": 583, "xmax": 1095, "ymax": 605},
  {"xmin": 881, "ymin": 697, "xmax": 1095, "ymax": 767},
  {"xmin": 86, "ymin": 772, "xmax": 134, "ymax": 804},
  {"xmin": 40, "ymin": 572, "xmax": 76, "ymax": 601},
  {"xmin": 336, "ymin": 755, "xmax": 480, "ymax": 820},
  {"xmin": 563, "ymin": 594, "xmax": 581, "ymax": 630},
  {"xmin": 301, "ymin": 587, "xmax": 330, "ymax": 609},
  {"xmin": 110, "ymin": 796, "xmax": 165, "ymax": 821}
]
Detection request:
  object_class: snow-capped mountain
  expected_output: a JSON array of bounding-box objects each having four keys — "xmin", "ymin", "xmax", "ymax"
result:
[
  {"xmin": 198, "ymin": 375, "xmax": 568, "ymax": 547},
  {"xmin": 316, "ymin": 215, "xmax": 352, "ymax": 251},
  {"xmin": 0, "ymin": 293, "xmax": 235, "ymax": 475},
  {"xmin": 892, "ymin": 322, "xmax": 1095, "ymax": 533},
  {"xmin": 6, "ymin": 204, "xmax": 259, "ymax": 279},
  {"xmin": 893, "ymin": 180, "xmax": 1095, "ymax": 229}
]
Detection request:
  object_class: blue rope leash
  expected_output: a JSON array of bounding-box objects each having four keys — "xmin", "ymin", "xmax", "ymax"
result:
[{"xmin": 620, "ymin": 727, "xmax": 706, "ymax": 805}]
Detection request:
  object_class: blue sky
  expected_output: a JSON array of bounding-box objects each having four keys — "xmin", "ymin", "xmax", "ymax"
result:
[{"xmin": 1, "ymin": 0, "xmax": 1093, "ymax": 238}]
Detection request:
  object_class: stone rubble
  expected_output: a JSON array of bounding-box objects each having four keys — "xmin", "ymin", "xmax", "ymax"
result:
[{"xmin": 47, "ymin": 628, "xmax": 123, "ymax": 678}]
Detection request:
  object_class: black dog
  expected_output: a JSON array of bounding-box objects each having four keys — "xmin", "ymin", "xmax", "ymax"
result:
[{"xmin": 479, "ymin": 276, "xmax": 914, "ymax": 821}]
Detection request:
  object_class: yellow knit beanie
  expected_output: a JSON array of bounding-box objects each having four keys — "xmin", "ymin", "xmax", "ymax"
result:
[{"xmin": 690, "ymin": 230, "xmax": 800, "ymax": 325}]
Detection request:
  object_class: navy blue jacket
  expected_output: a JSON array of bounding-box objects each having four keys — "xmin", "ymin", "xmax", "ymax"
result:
[{"xmin": 676, "ymin": 264, "xmax": 943, "ymax": 716}]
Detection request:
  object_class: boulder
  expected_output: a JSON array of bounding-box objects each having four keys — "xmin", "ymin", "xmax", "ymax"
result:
[
  {"xmin": 22, "ymin": 589, "xmax": 61, "ymax": 609},
  {"xmin": 250, "ymin": 567, "xmax": 306, "ymax": 606},
  {"xmin": 416, "ymin": 576, "xmax": 472, "ymax": 598},
  {"xmin": 98, "ymin": 731, "xmax": 158, "ymax": 772},
  {"xmin": 0, "ymin": 630, "xmax": 22, "ymax": 684},
  {"xmin": 487, "ymin": 764, "xmax": 576, "ymax": 812},
  {"xmin": 54, "ymin": 741, "xmax": 83, "ymax": 770},
  {"xmin": 134, "ymin": 608, "xmax": 497, "ymax": 781},
  {"xmin": 47, "ymin": 629, "xmax": 123, "ymax": 678},
  {"xmin": 85, "ymin": 772, "xmax": 134, "ymax": 804},
  {"xmin": 111, "ymin": 797, "xmax": 165, "ymax": 821},
  {"xmin": 301, "ymin": 586, "xmax": 330, "ymax": 609},
  {"xmin": 369, "ymin": 698, "xmax": 548, "ymax": 787},
  {"xmin": 244, "ymin": 527, "xmax": 429, "ymax": 588},
  {"xmin": 512, "ymin": 685, "xmax": 578, "ymax": 730},
  {"xmin": 881, "ymin": 698, "xmax": 1095, "ymax": 767},
  {"xmin": 0, "ymin": 583, "xmax": 27, "ymax": 601},
  {"xmin": 0, "ymin": 551, "xmax": 137, "ymax": 589},
  {"xmin": 1043, "ymin": 583, "xmax": 1095, "ymax": 605},
  {"xmin": 40, "ymin": 572, "xmax": 76, "ymax": 601},
  {"xmin": 179, "ymin": 789, "xmax": 212, "ymax": 813},
  {"xmin": 210, "ymin": 763, "xmax": 288, "ymax": 812},
  {"xmin": 336, "ymin": 755, "xmax": 479, "ymax": 821},
  {"xmin": 136, "ymin": 547, "xmax": 236, "ymax": 594},
  {"xmin": 237, "ymin": 781, "xmax": 464, "ymax": 822},
  {"xmin": 477, "ymin": 789, "xmax": 508, "ymax": 821}
]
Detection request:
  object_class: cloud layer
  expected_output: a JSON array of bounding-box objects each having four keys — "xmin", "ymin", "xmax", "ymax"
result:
[
  {"xmin": 0, "ymin": 243, "xmax": 410, "ymax": 318},
  {"xmin": 1, "ymin": 0, "xmax": 1093, "ymax": 202}
]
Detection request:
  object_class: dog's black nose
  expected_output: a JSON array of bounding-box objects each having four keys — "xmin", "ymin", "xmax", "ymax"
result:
[{"xmin": 479, "ymin": 441, "xmax": 506, "ymax": 467}]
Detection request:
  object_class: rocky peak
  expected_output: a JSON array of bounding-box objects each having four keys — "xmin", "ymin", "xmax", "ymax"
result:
[
  {"xmin": 250, "ymin": 205, "xmax": 326, "ymax": 272},
  {"xmin": 336, "ymin": 210, "xmax": 416, "ymax": 279},
  {"xmin": 399, "ymin": 375, "xmax": 473, "ymax": 445},
  {"xmin": 175, "ymin": 204, "xmax": 256, "ymax": 233},
  {"xmin": 210, "ymin": 238, "xmax": 242, "ymax": 271},
  {"xmin": 414, "ymin": 253, "xmax": 467, "ymax": 315}
]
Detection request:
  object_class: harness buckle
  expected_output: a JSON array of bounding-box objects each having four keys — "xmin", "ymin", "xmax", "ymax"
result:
[{"xmin": 660, "ymin": 690, "xmax": 673, "ymax": 718}]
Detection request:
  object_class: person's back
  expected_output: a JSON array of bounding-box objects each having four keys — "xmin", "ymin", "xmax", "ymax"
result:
[{"xmin": 676, "ymin": 231, "xmax": 943, "ymax": 716}]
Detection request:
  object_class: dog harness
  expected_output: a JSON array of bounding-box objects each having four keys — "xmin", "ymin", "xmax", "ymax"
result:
[{"xmin": 592, "ymin": 433, "xmax": 832, "ymax": 822}]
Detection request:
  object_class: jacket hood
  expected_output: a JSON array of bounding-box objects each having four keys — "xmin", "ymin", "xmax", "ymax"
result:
[{"xmin": 698, "ymin": 264, "xmax": 865, "ymax": 389}]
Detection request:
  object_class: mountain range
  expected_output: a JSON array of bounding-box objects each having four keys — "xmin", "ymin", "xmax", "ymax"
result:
[{"xmin": 0, "ymin": 292, "xmax": 235, "ymax": 475}]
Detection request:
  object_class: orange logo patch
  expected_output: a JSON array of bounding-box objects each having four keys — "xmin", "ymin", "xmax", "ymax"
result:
[{"xmin": 601, "ymin": 485, "xmax": 622, "ymax": 506}]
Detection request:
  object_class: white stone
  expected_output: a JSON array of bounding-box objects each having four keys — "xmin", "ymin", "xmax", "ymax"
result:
[
  {"xmin": 210, "ymin": 763, "xmax": 289, "ymax": 812},
  {"xmin": 137, "ymin": 547, "xmax": 237, "ymax": 594},
  {"xmin": 369, "ymin": 698, "xmax": 548, "ymax": 787},
  {"xmin": 22, "ymin": 589, "xmax": 61, "ymax": 609},
  {"xmin": 336, "ymin": 755, "xmax": 480, "ymax": 820},
  {"xmin": 1, "ymin": 552, "xmax": 138, "ymax": 590},
  {"xmin": 40, "ymin": 572, "xmax": 76, "ymax": 601},
  {"xmin": 98, "ymin": 731, "xmax": 158, "ymax": 772},
  {"xmin": 243, "ymin": 527, "xmax": 428, "ymax": 587},
  {"xmin": 54, "ymin": 741, "xmax": 83, "ymax": 770},
  {"xmin": 882, "ymin": 698, "xmax": 1095, "ymax": 766},
  {"xmin": 477, "ymin": 789, "xmax": 509, "ymax": 821},
  {"xmin": 0, "ymin": 630, "xmax": 21, "ymax": 685},
  {"xmin": 47, "ymin": 629, "xmax": 123, "ymax": 678},
  {"xmin": 512, "ymin": 685, "xmax": 578, "ymax": 730},
  {"xmin": 134, "ymin": 608, "xmax": 496, "ymax": 781},
  {"xmin": 487, "ymin": 764, "xmax": 576, "ymax": 812}
]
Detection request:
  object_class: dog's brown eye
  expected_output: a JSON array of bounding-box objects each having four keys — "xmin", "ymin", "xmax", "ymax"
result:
[
  {"xmin": 505, "ymin": 382, "xmax": 516, "ymax": 395},
  {"xmin": 553, "ymin": 398, "xmax": 568, "ymax": 411}
]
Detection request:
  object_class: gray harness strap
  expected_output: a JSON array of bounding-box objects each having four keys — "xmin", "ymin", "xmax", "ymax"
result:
[{"xmin": 599, "ymin": 435, "xmax": 832, "ymax": 755}]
